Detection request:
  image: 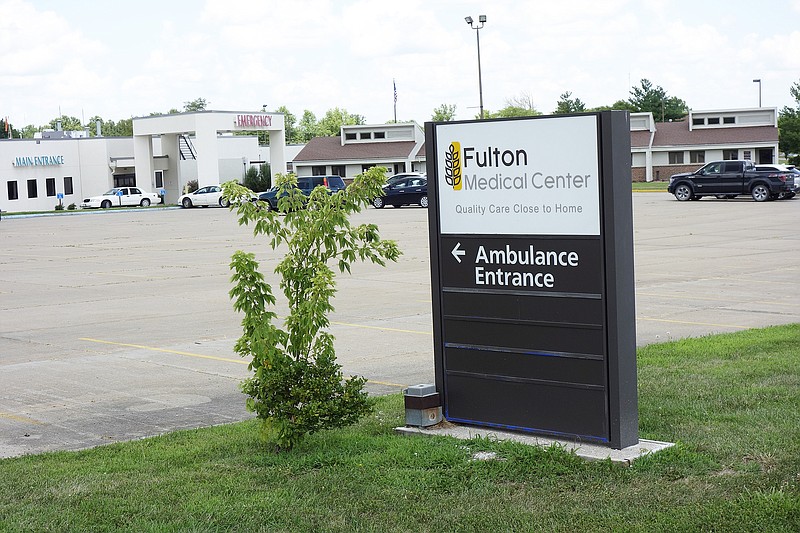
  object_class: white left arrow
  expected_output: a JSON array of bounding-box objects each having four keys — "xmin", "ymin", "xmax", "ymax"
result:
[{"xmin": 451, "ymin": 242, "xmax": 466, "ymax": 263}]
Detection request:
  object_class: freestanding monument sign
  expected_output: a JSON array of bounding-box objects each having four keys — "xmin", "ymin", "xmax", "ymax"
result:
[{"xmin": 425, "ymin": 111, "xmax": 638, "ymax": 449}]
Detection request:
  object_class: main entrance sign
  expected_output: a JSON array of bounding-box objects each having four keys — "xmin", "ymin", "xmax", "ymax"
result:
[{"xmin": 426, "ymin": 112, "xmax": 638, "ymax": 449}]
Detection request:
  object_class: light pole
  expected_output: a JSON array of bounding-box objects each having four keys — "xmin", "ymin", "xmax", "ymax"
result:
[
  {"xmin": 465, "ymin": 15, "xmax": 487, "ymax": 119},
  {"xmin": 752, "ymin": 79, "xmax": 761, "ymax": 107}
]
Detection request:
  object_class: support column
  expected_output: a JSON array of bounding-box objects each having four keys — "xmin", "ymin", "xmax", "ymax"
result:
[
  {"xmin": 161, "ymin": 134, "xmax": 181, "ymax": 203},
  {"xmin": 133, "ymin": 135, "xmax": 154, "ymax": 189},
  {"xmin": 195, "ymin": 116, "xmax": 220, "ymax": 187},
  {"xmin": 268, "ymin": 129, "xmax": 287, "ymax": 175}
]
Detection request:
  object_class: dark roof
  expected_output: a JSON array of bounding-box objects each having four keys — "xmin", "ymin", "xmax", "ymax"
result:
[
  {"xmin": 294, "ymin": 136, "xmax": 419, "ymax": 162},
  {"xmin": 630, "ymin": 130, "xmax": 651, "ymax": 148},
  {"xmin": 649, "ymin": 122, "xmax": 777, "ymax": 148}
]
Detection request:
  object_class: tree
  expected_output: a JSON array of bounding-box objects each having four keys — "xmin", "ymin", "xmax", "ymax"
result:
[
  {"xmin": 590, "ymin": 100, "xmax": 637, "ymax": 112},
  {"xmin": 778, "ymin": 80, "xmax": 800, "ymax": 165},
  {"xmin": 221, "ymin": 167, "xmax": 401, "ymax": 450},
  {"xmin": 0, "ymin": 117, "xmax": 19, "ymax": 139},
  {"xmin": 276, "ymin": 105, "xmax": 299, "ymax": 144},
  {"xmin": 554, "ymin": 91, "xmax": 587, "ymax": 114},
  {"xmin": 317, "ymin": 107, "xmax": 365, "ymax": 136},
  {"xmin": 183, "ymin": 98, "xmax": 208, "ymax": 112},
  {"xmin": 484, "ymin": 92, "xmax": 542, "ymax": 119},
  {"xmin": 47, "ymin": 115, "xmax": 83, "ymax": 131},
  {"xmin": 627, "ymin": 79, "xmax": 687, "ymax": 121},
  {"xmin": 297, "ymin": 110, "xmax": 319, "ymax": 143},
  {"xmin": 431, "ymin": 103, "xmax": 457, "ymax": 122},
  {"xmin": 243, "ymin": 163, "xmax": 272, "ymax": 192}
]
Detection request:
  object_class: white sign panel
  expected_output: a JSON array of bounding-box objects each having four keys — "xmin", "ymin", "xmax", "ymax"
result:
[{"xmin": 435, "ymin": 115, "xmax": 600, "ymax": 235}]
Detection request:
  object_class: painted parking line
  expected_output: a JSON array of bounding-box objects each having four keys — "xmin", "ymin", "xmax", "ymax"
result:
[
  {"xmin": 0, "ymin": 412, "xmax": 43, "ymax": 425},
  {"xmin": 330, "ymin": 320, "xmax": 432, "ymax": 336},
  {"xmin": 80, "ymin": 338, "xmax": 247, "ymax": 365},
  {"xmin": 80, "ymin": 338, "xmax": 408, "ymax": 389},
  {"xmin": 637, "ymin": 317, "xmax": 749, "ymax": 330},
  {"xmin": 637, "ymin": 291, "xmax": 796, "ymax": 308}
]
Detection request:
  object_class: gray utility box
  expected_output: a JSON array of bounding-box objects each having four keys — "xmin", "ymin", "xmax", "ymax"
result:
[{"xmin": 403, "ymin": 384, "xmax": 443, "ymax": 427}]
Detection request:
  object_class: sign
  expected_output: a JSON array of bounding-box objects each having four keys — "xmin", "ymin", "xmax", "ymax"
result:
[
  {"xmin": 235, "ymin": 114, "xmax": 273, "ymax": 128},
  {"xmin": 426, "ymin": 112, "xmax": 638, "ymax": 449},
  {"xmin": 13, "ymin": 155, "xmax": 65, "ymax": 167},
  {"xmin": 436, "ymin": 115, "xmax": 600, "ymax": 235}
]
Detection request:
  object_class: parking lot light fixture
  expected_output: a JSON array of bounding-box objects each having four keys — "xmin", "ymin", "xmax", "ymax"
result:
[
  {"xmin": 465, "ymin": 15, "xmax": 487, "ymax": 119},
  {"xmin": 752, "ymin": 79, "xmax": 761, "ymax": 107}
]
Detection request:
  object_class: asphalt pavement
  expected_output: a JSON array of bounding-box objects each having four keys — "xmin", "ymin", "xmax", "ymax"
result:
[{"xmin": 1, "ymin": 193, "xmax": 798, "ymax": 457}]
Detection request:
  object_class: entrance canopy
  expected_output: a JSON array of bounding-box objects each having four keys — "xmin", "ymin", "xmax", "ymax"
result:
[{"xmin": 132, "ymin": 110, "xmax": 286, "ymax": 189}]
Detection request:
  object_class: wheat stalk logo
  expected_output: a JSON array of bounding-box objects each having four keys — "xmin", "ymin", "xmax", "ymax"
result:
[{"xmin": 444, "ymin": 142, "xmax": 462, "ymax": 190}]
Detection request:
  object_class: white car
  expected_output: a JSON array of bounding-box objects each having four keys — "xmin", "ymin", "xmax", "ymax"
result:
[
  {"xmin": 81, "ymin": 187, "xmax": 161, "ymax": 209},
  {"xmin": 178, "ymin": 185, "xmax": 230, "ymax": 208}
]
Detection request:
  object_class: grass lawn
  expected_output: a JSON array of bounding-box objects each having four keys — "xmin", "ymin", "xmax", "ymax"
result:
[
  {"xmin": 631, "ymin": 181, "xmax": 669, "ymax": 192},
  {"xmin": 1, "ymin": 325, "xmax": 799, "ymax": 532}
]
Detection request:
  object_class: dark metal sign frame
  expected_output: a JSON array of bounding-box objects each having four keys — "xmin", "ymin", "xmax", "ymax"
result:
[{"xmin": 425, "ymin": 111, "xmax": 637, "ymax": 449}]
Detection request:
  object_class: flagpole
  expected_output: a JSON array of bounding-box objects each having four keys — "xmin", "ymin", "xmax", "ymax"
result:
[{"xmin": 393, "ymin": 79, "xmax": 397, "ymax": 122}]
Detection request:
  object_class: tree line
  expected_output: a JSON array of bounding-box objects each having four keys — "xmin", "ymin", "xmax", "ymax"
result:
[{"xmin": 3, "ymin": 79, "xmax": 799, "ymax": 162}]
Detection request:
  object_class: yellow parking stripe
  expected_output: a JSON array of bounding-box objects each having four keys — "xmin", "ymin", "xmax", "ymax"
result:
[
  {"xmin": 80, "ymin": 337, "xmax": 410, "ymax": 388},
  {"xmin": 80, "ymin": 338, "xmax": 247, "ymax": 365},
  {"xmin": 330, "ymin": 321, "xmax": 432, "ymax": 336},
  {"xmin": 0, "ymin": 412, "xmax": 43, "ymax": 425}
]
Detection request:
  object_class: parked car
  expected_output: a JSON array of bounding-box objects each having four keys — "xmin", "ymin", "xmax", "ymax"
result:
[
  {"xmin": 372, "ymin": 176, "xmax": 428, "ymax": 208},
  {"xmin": 754, "ymin": 164, "xmax": 798, "ymax": 199},
  {"xmin": 667, "ymin": 160, "xmax": 795, "ymax": 202},
  {"xmin": 385, "ymin": 172, "xmax": 426, "ymax": 187},
  {"xmin": 80, "ymin": 187, "xmax": 161, "ymax": 209},
  {"xmin": 178, "ymin": 185, "xmax": 230, "ymax": 208},
  {"xmin": 258, "ymin": 175, "xmax": 346, "ymax": 211}
]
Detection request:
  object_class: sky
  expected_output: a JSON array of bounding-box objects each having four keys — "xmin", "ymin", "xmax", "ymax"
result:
[{"xmin": 2, "ymin": 0, "xmax": 800, "ymax": 130}]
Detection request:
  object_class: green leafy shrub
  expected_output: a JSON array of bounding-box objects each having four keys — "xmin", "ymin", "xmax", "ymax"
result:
[
  {"xmin": 54, "ymin": 203, "xmax": 64, "ymax": 211},
  {"xmin": 222, "ymin": 168, "xmax": 400, "ymax": 450},
  {"xmin": 67, "ymin": 203, "xmax": 77, "ymax": 210}
]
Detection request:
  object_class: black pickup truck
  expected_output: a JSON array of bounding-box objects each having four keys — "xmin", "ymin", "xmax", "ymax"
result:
[{"xmin": 667, "ymin": 160, "xmax": 796, "ymax": 202}]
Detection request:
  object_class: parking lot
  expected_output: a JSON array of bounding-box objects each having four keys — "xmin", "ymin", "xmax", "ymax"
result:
[{"xmin": 1, "ymin": 194, "xmax": 798, "ymax": 457}]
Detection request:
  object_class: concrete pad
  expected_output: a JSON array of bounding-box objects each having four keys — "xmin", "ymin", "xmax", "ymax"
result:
[{"xmin": 395, "ymin": 424, "xmax": 674, "ymax": 465}]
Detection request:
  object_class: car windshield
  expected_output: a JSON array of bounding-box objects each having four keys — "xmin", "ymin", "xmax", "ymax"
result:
[{"xmin": 103, "ymin": 189, "xmax": 121, "ymax": 196}]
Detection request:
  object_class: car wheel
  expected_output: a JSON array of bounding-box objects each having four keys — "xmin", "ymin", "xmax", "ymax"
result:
[
  {"xmin": 751, "ymin": 184, "xmax": 770, "ymax": 202},
  {"xmin": 182, "ymin": 197, "xmax": 193, "ymax": 208},
  {"xmin": 372, "ymin": 197, "xmax": 385, "ymax": 209},
  {"xmin": 785, "ymin": 192, "xmax": 796, "ymax": 199},
  {"xmin": 674, "ymin": 184, "xmax": 692, "ymax": 201},
  {"xmin": 101, "ymin": 200, "xmax": 112, "ymax": 208},
  {"xmin": 420, "ymin": 195, "xmax": 429, "ymax": 208},
  {"xmin": 219, "ymin": 197, "xmax": 230, "ymax": 208},
  {"xmin": 140, "ymin": 198, "xmax": 151, "ymax": 207}
]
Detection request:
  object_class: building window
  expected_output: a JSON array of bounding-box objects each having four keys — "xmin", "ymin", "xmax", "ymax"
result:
[
  {"xmin": 46, "ymin": 178, "xmax": 56, "ymax": 197},
  {"xmin": 345, "ymin": 133, "xmax": 357, "ymax": 140},
  {"xmin": 331, "ymin": 165, "xmax": 345, "ymax": 177},
  {"xmin": 707, "ymin": 117, "xmax": 720, "ymax": 125},
  {"xmin": 690, "ymin": 151, "xmax": 705, "ymax": 164},
  {"xmin": 359, "ymin": 132, "xmax": 372, "ymax": 140},
  {"xmin": 743, "ymin": 150, "xmax": 752, "ymax": 160},
  {"xmin": 361, "ymin": 164, "xmax": 375, "ymax": 173},
  {"xmin": 155, "ymin": 170, "xmax": 164, "ymax": 188},
  {"xmin": 374, "ymin": 131, "xmax": 385, "ymax": 139},
  {"xmin": 27, "ymin": 179, "xmax": 38, "ymax": 198},
  {"xmin": 668, "ymin": 151, "xmax": 684, "ymax": 164},
  {"xmin": 692, "ymin": 117, "xmax": 705, "ymax": 126},
  {"xmin": 311, "ymin": 165, "xmax": 326, "ymax": 176},
  {"xmin": 113, "ymin": 174, "xmax": 135, "ymax": 187},
  {"xmin": 7, "ymin": 181, "xmax": 18, "ymax": 200},
  {"xmin": 723, "ymin": 116, "xmax": 735, "ymax": 124},
  {"xmin": 64, "ymin": 177, "xmax": 73, "ymax": 195},
  {"xmin": 723, "ymin": 149, "xmax": 738, "ymax": 160}
]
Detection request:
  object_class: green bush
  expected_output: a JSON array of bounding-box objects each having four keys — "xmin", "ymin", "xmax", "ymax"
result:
[
  {"xmin": 54, "ymin": 204, "xmax": 64, "ymax": 211},
  {"xmin": 222, "ymin": 168, "xmax": 399, "ymax": 450},
  {"xmin": 67, "ymin": 203, "xmax": 77, "ymax": 210}
]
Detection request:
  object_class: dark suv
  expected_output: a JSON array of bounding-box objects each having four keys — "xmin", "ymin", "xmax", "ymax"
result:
[{"xmin": 258, "ymin": 175, "xmax": 346, "ymax": 210}]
